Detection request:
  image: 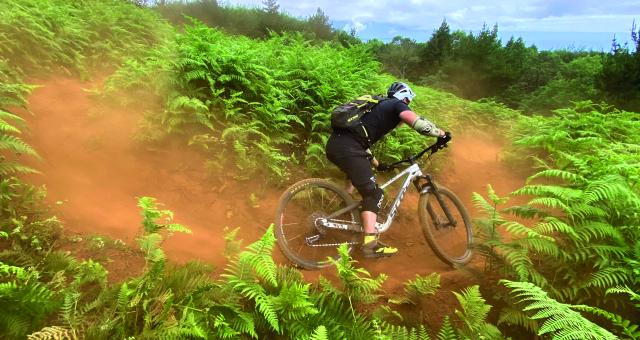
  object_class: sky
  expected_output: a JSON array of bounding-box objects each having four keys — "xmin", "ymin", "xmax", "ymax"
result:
[{"xmin": 220, "ymin": 0, "xmax": 640, "ymax": 51}]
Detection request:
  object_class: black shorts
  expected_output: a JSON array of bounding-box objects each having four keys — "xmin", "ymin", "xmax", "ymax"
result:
[{"xmin": 326, "ymin": 132, "xmax": 383, "ymax": 213}]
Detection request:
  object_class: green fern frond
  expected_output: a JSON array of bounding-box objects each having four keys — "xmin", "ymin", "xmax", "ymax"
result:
[
  {"xmin": 0, "ymin": 262, "xmax": 58, "ymax": 338},
  {"xmin": 0, "ymin": 134, "xmax": 39, "ymax": 157},
  {"xmin": 532, "ymin": 216, "xmax": 577, "ymax": 237},
  {"xmin": 527, "ymin": 169, "xmax": 586, "ymax": 185},
  {"xmin": 503, "ymin": 221, "xmax": 555, "ymax": 241},
  {"xmin": 575, "ymin": 221, "xmax": 623, "ymax": 243},
  {"xmin": 330, "ymin": 243, "xmax": 387, "ymax": 304},
  {"xmin": 471, "ymin": 191, "xmax": 505, "ymax": 223},
  {"xmin": 497, "ymin": 307, "xmax": 540, "ymax": 334},
  {"xmin": 515, "ymin": 184, "xmax": 583, "ymax": 202},
  {"xmin": 272, "ymin": 281, "xmax": 318, "ymax": 321},
  {"xmin": 389, "ymin": 273, "xmax": 440, "ymax": 305},
  {"xmin": 453, "ymin": 285, "xmax": 502, "ymax": 339},
  {"xmin": 116, "ymin": 282, "xmax": 132, "ymax": 315},
  {"xmin": 383, "ymin": 323, "xmax": 431, "ymax": 340},
  {"xmin": 501, "ymin": 280, "xmax": 617, "ymax": 339},
  {"xmin": 607, "ymin": 285, "xmax": 640, "ymax": 305},
  {"xmin": 527, "ymin": 197, "xmax": 572, "ymax": 214},
  {"xmin": 436, "ymin": 316, "xmax": 458, "ymax": 340},
  {"xmin": 583, "ymin": 177, "xmax": 635, "ymax": 206},
  {"xmin": 515, "ymin": 237, "xmax": 559, "ymax": 258},
  {"xmin": 572, "ymin": 304, "xmax": 640, "ymax": 340},
  {"xmin": 0, "ymin": 159, "xmax": 38, "ymax": 176},
  {"xmin": 222, "ymin": 226, "xmax": 280, "ymax": 332},
  {"xmin": 310, "ymin": 287, "xmax": 375, "ymax": 339},
  {"xmin": 0, "ymin": 118, "xmax": 21, "ymax": 134},
  {"xmin": 238, "ymin": 225, "xmax": 278, "ymax": 286},
  {"xmin": 309, "ymin": 325, "xmax": 329, "ymax": 340},
  {"xmin": 586, "ymin": 267, "xmax": 633, "ymax": 289},
  {"xmin": 490, "ymin": 243, "xmax": 533, "ymax": 281}
]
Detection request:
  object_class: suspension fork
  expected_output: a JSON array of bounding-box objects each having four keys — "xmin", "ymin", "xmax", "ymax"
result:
[{"xmin": 416, "ymin": 175, "xmax": 457, "ymax": 227}]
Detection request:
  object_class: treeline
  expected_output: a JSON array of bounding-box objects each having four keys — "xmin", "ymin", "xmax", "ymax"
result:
[
  {"xmin": 139, "ymin": 0, "xmax": 359, "ymax": 46},
  {"xmin": 371, "ymin": 21, "xmax": 640, "ymax": 113},
  {"xmin": 147, "ymin": 0, "xmax": 640, "ymax": 113}
]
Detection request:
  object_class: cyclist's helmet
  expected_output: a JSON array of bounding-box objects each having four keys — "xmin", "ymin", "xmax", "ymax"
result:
[{"xmin": 387, "ymin": 82, "xmax": 416, "ymax": 103}]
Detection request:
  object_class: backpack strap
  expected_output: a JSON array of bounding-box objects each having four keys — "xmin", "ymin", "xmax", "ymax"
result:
[{"xmin": 357, "ymin": 94, "xmax": 388, "ymax": 147}]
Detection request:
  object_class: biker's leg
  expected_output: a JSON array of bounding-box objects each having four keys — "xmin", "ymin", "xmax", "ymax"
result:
[
  {"xmin": 362, "ymin": 211, "xmax": 377, "ymax": 233},
  {"xmin": 344, "ymin": 176, "xmax": 355, "ymax": 195},
  {"xmin": 351, "ymin": 170, "xmax": 398, "ymax": 258},
  {"xmin": 326, "ymin": 150, "xmax": 397, "ymax": 257}
]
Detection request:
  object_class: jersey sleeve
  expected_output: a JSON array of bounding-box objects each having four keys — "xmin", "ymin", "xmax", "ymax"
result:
[{"xmin": 393, "ymin": 100, "xmax": 411, "ymax": 115}]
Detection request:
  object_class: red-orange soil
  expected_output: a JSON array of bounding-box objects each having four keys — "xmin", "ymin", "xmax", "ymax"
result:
[{"xmin": 20, "ymin": 77, "xmax": 527, "ymax": 328}]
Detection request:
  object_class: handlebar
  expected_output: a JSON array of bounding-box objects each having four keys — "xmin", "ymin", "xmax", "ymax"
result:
[{"xmin": 377, "ymin": 134, "xmax": 451, "ymax": 172}]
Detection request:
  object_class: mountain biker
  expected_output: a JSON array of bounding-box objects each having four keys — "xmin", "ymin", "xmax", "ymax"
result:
[{"xmin": 325, "ymin": 82, "xmax": 449, "ymax": 258}]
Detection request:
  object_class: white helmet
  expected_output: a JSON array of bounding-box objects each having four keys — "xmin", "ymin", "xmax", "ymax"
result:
[{"xmin": 387, "ymin": 82, "xmax": 416, "ymax": 103}]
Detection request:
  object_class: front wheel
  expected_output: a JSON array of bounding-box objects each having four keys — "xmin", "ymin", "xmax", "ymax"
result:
[
  {"xmin": 419, "ymin": 185, "xmax": 473, "ymax": 266},
  {"xmin": 274, "ymin": 178, "xmax": 360, "ymax": 270}
]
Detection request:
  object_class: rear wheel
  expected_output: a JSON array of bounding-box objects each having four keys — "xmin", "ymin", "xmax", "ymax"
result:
[
  {"xmin": 419, "ymin": 185, "xmax": 473, "ymax": 266},
  {"xmin": 275, "ymin": 178, "xmax": 361, "ymax": 270}
]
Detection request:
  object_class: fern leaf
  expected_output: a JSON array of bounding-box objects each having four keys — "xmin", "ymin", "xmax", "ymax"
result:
[
  {"xmin": 497, "ymin": 307, "xmax": 539, "ymax": 334},
  {"xmin": 389, "ymin": 273, "xmax": 440, "ymax": 305},
  {"xmin": 453, "ymin": 285, "xmax": 502, "ymax": 339},
  {"xmin": 501, "ymin": 280, "xmax": 617, "ymax": 340},
  {"xmin": 309, "ymin": 325, "xmax": 329, "ymax": 340},
  {"xmin": 0, "ymin": 134, "xmax": 39, "ymax": 156},
  {"xmin": 436, "ymin": 316, "xmax": 457, "ymax": 340},
  {"xmin": 526, "ymin": 169, "xmax": 586, "ymax": 185},
  {"xmin": 572, "ymin": 304, "xmax": 640, "ymax": 340}
]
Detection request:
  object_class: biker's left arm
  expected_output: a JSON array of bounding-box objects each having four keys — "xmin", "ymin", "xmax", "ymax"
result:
[
  {"xmin": 365, "ymin": 148, "xmax": 379, "ymax": 168},
  {"xmin": 399, "ymin": 110, "xmax": 445, "ymax": 137}
]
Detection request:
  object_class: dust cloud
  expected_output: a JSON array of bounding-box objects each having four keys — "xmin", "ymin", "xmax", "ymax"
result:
[{"xmin": 20, "ymin": 77, "xmax": 527, "ymax": 295}]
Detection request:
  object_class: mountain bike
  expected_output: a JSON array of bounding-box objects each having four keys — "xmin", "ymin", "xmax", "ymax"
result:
[{"xmin": 274, "ymin": 138, "xmax": 473, "ymax": 270}]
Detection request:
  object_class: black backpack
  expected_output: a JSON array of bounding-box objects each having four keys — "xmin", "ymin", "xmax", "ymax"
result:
[{"xmin": 330, "ymin": 94, "xmax": 389, "ymax": 146}]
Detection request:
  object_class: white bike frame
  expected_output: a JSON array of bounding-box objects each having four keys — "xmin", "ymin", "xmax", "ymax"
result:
[
  {"xmin": 319, "ymin": 163, "xmax": 423, "ymax": 234},
  {"xmin": 375, "ymin": 163, "xmax": 422, "ymax": 233}
]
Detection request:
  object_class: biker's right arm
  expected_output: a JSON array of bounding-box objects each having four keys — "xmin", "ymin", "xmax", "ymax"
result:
[{"xmin": 399, "ymin": 110, "xmax": 444, "ymax": 137}]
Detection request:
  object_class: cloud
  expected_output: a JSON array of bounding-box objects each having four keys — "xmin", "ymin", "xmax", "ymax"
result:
[
  {"xmin": 448, "ymin": 8, "xmax": 468, "ymax": 22},
  {"xmin": 223, "ymin": 0, "xmax": 640, "ymax": 32},
  {"xmin": 342, "ymin": 20, "xmax": 367, "ymax": 33}
]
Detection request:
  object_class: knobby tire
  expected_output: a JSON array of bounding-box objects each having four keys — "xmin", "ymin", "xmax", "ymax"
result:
[
  {"xmin": 419, "ymin": 185, "xmax": 473, "ymax": 266},
  {"xmin": 274, "ymin": 178, "xmax": 360, "ymax": 270}
]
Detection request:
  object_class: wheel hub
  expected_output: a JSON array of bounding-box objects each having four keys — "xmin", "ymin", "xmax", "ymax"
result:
[{"xmin": 308, "ymin": 211, "xmax": 327, "ymax": 234}]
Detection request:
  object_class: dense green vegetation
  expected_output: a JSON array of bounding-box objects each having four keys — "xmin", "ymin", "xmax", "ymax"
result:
[
  {"xmin": 150, "ymin": 0, "xmax": 358, "ymax": 45},
  {"xmin": 102, "ymin": 20, "xmax": 510, "ymax": 181},
  {"xmin": 472, "ymin": 102, "xmax": 640, "ymax": 337},
  {"xmin": 142, "ymin": 1, "xmax": 640, "ymax": 113},
  {"xmin": 0, "ymin": 0, "xmax": 171, "ymax": 77},
  {"xmin": 371, "ymin": 20, "xmax": 640, "ymax": 113},
  {"xmin": 102, "ymin": 21, "xmax": 383, "ymax": 181},
  {"xmin": 1, "ymin": 0, "xmax": 638, "ymax": 339}
]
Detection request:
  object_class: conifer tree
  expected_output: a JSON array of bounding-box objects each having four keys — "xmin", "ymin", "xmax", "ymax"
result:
[{"xmin": 262, "ymin": 0, "xmax": 279, "ymax": 14}]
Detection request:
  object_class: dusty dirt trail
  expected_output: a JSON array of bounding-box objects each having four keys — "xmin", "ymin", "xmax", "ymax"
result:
[{"xmin": 21, "ymin": 77, "xmax": 526, "ymax": 299}]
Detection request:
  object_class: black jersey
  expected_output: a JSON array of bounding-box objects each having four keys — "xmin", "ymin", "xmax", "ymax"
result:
[{"xmin": 361, "ymin": 98, "xmax": 410, "ymax": 145}]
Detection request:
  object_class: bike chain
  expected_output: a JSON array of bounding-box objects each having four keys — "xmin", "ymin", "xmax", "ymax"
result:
[{"xmin": 306, "ymin": 241, "xmax": 361, "ymax": 247}]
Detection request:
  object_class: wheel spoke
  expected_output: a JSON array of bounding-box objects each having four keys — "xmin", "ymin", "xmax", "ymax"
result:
[
  {"xmin": 326, "ymin": 191, "xmax": 338, "ymax": 211},
  {"xmin": 287, "ymin": 231, "xmax": 307, "ymax": 242},
  {"xmin": 307, "ymin": 187, "xmax": 314, "ymax": 210},
  {"xmin": 276, "ymin": 180, "xmax": 359, "ymax": 268}
]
